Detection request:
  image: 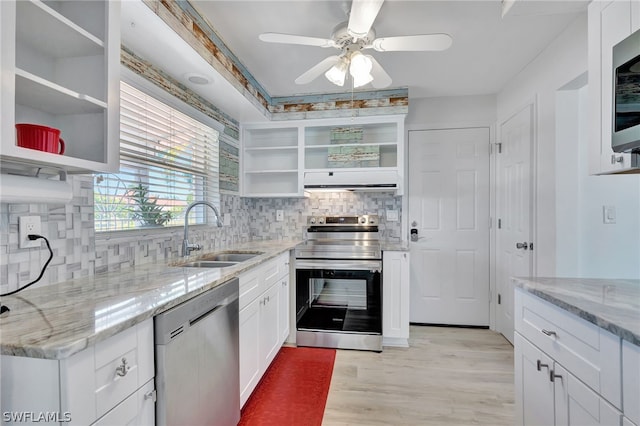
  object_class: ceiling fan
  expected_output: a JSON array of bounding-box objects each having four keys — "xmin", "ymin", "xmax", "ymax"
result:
[{"xmin": 258, "ymin": 0, "xmax": 453, "ymax": 89}]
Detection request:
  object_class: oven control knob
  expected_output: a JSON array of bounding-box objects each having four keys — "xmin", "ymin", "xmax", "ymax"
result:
[
  {"xmin": 318, "ymin": 217, "xmax": 325, "ymax": 224},
  {"xmin": 369, "ymin": 217, "xmax": 376, "ymax": 224},
  {"xmin": 310, "ymin": 217, "xmax": 316, "ymax": 224},
  {"xmin": 360, "ymin": 217, "xmax": 367, "ymax": 224}
]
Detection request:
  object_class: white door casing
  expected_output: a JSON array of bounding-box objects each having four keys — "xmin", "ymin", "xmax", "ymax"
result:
[
  {"xmin": 495, "ymin": 104, "xmax": 534, "ymax": 344},
  {"xmin": 408, "ymin": 127, "xmax": 491, "ymax": 326}
]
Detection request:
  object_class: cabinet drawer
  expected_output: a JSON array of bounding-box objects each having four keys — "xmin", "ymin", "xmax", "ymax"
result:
[
  {"xmin": 264, "ymin": 252, "xmax": 289, "ymax": 286},
  {"xmin": 93, "ymin": 379, "xmax": 155, "ymax": 426},
  {"xmin": 515, "ymin": 289, "xmax": 621, "ymax": 409},
  {"xmin": 240, "ymin": 266, "xmax": 262, "ymax": 310},
  {"xmin": 240, "ymin": 251, "xmax": 290, "ymax": 310},
  {"xmin": 94, "ymin": 320, "xmax": 153, "ymax": 418}
]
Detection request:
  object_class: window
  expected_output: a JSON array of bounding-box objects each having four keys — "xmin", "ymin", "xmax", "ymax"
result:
[{"xmin": 94, "ymin": 82, "xmax": 220, "ymax": 232}]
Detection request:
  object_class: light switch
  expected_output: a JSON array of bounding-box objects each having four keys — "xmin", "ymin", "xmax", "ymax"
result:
[
  {"xmin": 603, "ymin": 205, "xmax": 616, "ymax": 224},
  {"xmin": 276, "ymin": 210, "xmax": 284, "ymax": 222}
]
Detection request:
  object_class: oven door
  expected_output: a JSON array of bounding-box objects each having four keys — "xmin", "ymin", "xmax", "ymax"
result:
[{"xmin": 295, "ymin": 259, "xmax": 382, "ymax": 335}]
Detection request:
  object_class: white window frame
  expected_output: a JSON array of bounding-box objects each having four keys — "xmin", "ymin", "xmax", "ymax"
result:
[{"xmin": 94, "ymin": 67, "xmax": 225, "ymax": 235}]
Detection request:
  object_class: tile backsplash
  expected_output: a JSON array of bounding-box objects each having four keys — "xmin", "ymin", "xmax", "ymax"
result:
[{"xmin": 0, "ymin": 177, "xmax": 401, "ymax": 294}]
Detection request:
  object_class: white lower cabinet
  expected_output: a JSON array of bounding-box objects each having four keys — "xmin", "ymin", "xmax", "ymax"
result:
[
  {"xmin": 515, "ymin": 333, "xmax": 556, "ymax": 426},
  {"xmin": 623, "ymin": 340, "xmax": 640, "ymax": 426},
  {"xmin": 382, "ymin": 250, "xmax": 410, "ymax": 347},
  {"xmin": 515, "ymin": 332, "xmax": 623, "ymax": 426},
  {"xmin": 239, "ymin": 252, "xmax": 291, "ymax": 407},
  {"xmin": 0, "ymin": 319, "xmax": 155, "ymax": 426},
  {"xmin": 514, "ymin": 289, "xmax": 638, "ymax": 426}
]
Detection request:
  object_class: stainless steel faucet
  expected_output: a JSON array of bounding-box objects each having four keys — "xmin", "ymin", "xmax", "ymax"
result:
[{"xmin": 182, "ymin": 201, "xmax": 223, "ymax": 257}]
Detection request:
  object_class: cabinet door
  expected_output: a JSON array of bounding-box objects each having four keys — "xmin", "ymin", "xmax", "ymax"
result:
[
  {"xmin": 382, "ymin": 251, "xmax": 410, "ymax": 344},
  {"xmin": 554, "ymin": 364, "xmax": 622, "ymax": 426},
  {"xmin": 239, "ymin": 298, "xmax": 261, "ymax": 407},
  {"xmin": 260, "ymin": 283, "xmax": 281, "ymax": 370},
  {"xmin": 623, "ymin": 340, "xmax": 640, "ymax": 425},
  {"xmin": 278, "ymin": 274, "xmax": 290, "ymax": 344},
  {"xmin": 599, "ymin": 0, "xmax": 633, "ymax": 173},
  {"xmin": 514, "ymin": 333, "xmax": 555, "ymax": 426}
]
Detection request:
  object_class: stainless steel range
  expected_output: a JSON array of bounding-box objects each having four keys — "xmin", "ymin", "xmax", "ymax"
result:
[{"xmin": 295, "ymin": 215, "xmax": 382, "ymax": 352}]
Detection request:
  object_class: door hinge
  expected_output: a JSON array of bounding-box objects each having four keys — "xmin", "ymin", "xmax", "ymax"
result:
[
  {"xmin": 498, "ymin": 293, "xmax": 502, "ymax": 304},
  {"xmin": 498, "ymin": 218, "xmax": 502, "ymax": 229},
  {"xmin": 495, "ymin": 142, "xmax": 502, "ymax": 154}
]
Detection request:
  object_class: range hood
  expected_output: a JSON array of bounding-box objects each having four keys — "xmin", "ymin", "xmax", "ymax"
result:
[{"xmin": 303, "ymin": 170, "xmax": 401, "ymax": 192}]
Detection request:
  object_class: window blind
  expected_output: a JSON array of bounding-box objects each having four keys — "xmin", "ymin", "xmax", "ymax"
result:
[{"xmin": 94, "ymin": 82, "xmax": 220, "ymax": 232}]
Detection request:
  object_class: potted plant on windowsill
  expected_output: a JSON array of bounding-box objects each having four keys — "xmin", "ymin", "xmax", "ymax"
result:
[{"xmin": 128, "ymin": 182, "xmax": 174, "ymax": 227}]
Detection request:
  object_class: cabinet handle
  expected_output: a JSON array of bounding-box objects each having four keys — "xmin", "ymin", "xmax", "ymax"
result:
[
  {"xmin": 536, "ymin": 360, "xmax": 549, "ymax": 371},
  {"xmin": 541, "ymin": 329, "xmax": 557, "ymax": 337},
  {"xmin": 611, "ymin": 154, "xmax": 624, "ymax": 165},
  {"xmin": 115, "ymin": 357, "xmax": 130, "ymax": 377},
  {"xmin": 550, "ymin": 370, "xmax": 563, "ymax": 382},
  {"xmin": 144, "ymin": 390, "xmax": 157, "ymax": 402}
]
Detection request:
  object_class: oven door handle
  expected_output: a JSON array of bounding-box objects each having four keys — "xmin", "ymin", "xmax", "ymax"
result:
[{"xmin": 295, "ymin": 259, "xmax": 382, "ymax": 272}]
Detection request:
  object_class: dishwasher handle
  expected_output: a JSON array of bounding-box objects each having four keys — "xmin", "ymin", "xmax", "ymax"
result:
[{"xmin": 189, "ymin": 303, "xmax": 224, "ymax": 327}]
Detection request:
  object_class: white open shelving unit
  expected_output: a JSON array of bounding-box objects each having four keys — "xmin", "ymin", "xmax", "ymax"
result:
[
  {"xmin": 241, "ymin": 115, "xmax": 405, "ymax": 197},
  {"xmin": 0, "ymin": 0, "xmax": 120, "ymax": 174}
]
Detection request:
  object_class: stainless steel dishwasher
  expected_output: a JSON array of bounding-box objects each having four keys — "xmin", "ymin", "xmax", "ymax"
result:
[{"xmin": 154, "ymin": 277, "xmax": 240, "ymax": 426}]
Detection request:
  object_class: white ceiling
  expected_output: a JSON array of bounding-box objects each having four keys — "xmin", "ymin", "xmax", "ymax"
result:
[{"xmin": 121, "ymin": 0, "xmax": 587, "ymax": 120}]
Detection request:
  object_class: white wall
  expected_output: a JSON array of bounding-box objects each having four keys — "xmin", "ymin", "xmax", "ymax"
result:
[
  {"xmin": 407, "ymin": 95, "xmax": 497, "ymax": 129},
  {"xmin": 500, "ymin": 13, "xmax": 640, "ymax": 278},
  {"xmin": 556, "ymin": 83, "xmax": 640, "ymax": 279}
]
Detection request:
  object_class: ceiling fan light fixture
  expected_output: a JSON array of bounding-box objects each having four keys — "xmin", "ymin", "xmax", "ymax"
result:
[
  {"xmin": 325, "ymin": 58, "xmax": 348, "ymax": 86},
  {"xmin": 352, "ymin": 72, "xmax": 374, "ymax": 88},
  {"xmin": 350, "ymin": 51, "xmax": 372, "ymax": 74}
]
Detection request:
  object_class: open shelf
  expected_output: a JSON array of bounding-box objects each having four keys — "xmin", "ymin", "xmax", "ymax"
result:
[
  {"xmin": 15, "ymin": 69, "xmax": 107, "ymax": 115},
  {"xmin": 16, "ymin": 0, "xmax": 104, "ymax": 58}
]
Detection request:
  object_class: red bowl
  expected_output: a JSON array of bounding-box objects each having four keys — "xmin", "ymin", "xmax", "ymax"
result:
[{"xmin": 16, "ymin": 123, "xmax": 65, "ymax": 155}]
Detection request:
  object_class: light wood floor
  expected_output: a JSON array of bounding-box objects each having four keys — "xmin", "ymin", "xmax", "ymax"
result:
[{"xmin": 322, "ymin": 326, "xmax": 515, "ymax": 426}]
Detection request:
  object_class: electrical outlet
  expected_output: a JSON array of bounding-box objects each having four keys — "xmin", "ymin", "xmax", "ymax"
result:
[
  {"xmin": 276, "ymin": 210, "xmax": 284, "ymax": 222},
  {"xmin": 19, "ymin": 216, "xmax": 42, "ymax": 249}
]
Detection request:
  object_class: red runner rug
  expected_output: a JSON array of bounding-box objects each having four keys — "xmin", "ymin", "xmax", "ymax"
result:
[{"xmin": 239, "ymin": 347, "xmax": 336, "ymax": 426}]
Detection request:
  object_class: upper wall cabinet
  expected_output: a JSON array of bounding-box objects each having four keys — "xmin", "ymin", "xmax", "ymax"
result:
[
  {"xmin": 0, "ymin": 0, "xmax": 120, "ymax": 174},
  {"xmin": 241, "ymin": 115, "xmax": 405, "ymax": 197},
  {"xmin": 588, "ymin": 0, "xmax": 640, "ymax": 174}
]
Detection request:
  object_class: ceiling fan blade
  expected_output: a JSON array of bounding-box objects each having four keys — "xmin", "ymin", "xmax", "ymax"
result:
[
  {"xmin": 367, "ymin": 55, "xmax": 392, "ymax": 89},
  {"xmin": 348, "ymin": 0, "xmax": 384, "ymax": 38},
  {"xmin": 259, "ymin": 33, "xmax": 336, "ymax": 48},
  {"xmin": 371, "ymin": 34, "xmax": 453, "ymax": 52},
  {"xmin": 295, "ymin": 56, "xmax": 341, "ymax": 84}
]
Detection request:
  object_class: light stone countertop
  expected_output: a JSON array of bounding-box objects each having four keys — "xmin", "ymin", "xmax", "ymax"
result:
[
  {"xmin": 381, "ymin": 240, "xmax": 409, "ymax": 251},
  {"xmin": 513, "ymin": 277, "xmax": 640, "ymax": 346},
  {"xmin": 0, "ymin": 240, "xmax": 301, "ymax": 360}
]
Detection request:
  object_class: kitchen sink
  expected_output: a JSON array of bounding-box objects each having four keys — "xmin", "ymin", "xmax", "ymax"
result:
[
  {"xmin": 198, "ymin": 251, "xmax": 264, "ymax": 262},
  {"xmin": 172, "ymin": 251, "xmax": 264, "ymax": 268},
  {"xmin": 177, "ymin": 261, "xmax": 238, "ymax": 268}
]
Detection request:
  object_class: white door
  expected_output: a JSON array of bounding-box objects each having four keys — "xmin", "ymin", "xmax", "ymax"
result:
[
  {"xmin": 495, "ymin": 104, "xmax": 534, "ymax": 344},
  {"xmin": 408, "ymin": 127, "xmax": 490, "ymax": 326}
]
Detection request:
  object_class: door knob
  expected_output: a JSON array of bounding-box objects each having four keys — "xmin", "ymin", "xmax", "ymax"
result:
[
  {"xmin": 410, "ymin": 228, "xmax": 419, "ymax": 242},
  {"xmin": 516, "ymin": 242, "xmax": 529, "ymax": 250}
]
